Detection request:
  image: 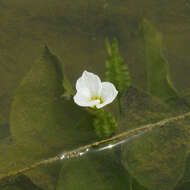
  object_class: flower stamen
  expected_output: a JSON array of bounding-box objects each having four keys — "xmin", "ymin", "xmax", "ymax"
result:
[{"xmin": 90, "ymin": 96, "xmax": 103, "ymax": 104}]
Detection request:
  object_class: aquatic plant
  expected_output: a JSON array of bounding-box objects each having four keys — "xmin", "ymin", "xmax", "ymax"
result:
[
  {"xmin": 2, "ymin": 19, "xmax": 190, "ymax": 190},
  {"xmin": 93, "ymin": 109, "xmax": 117, "ymax": 138},
  {"xmin": 105, "ymin": 38, "xmax": 131, "ymax": 112},
  {"xmin": 73, "ymin": 70, "xmax": 118, "ymax": 108},
  {"xmin": 72, "ymin": 70, "xmax": 118, "ymax": 138},
  {"xmin": 139, "ymin": 19, "xmax": 178, "ymax": 100}
]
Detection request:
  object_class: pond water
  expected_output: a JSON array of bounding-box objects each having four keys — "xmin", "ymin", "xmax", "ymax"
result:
[{"xmin": 0, "ymin": 0, "xmax": 190, "ymax": 189}]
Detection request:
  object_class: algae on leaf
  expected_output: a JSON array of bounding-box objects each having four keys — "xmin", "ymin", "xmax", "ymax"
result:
[
  {"xmin": 0, "ymin": 46, "xmax": 96, "ymax": 189},
  {"xmin": 140, "ymin": 19, "xmax": 178, "ymax": 100},
  {"xmin": 174, "ymin": 153, "xmax": 190, "ymax": 190},
  {"xmin": 10, "ymin": 46, "xmax": 96, "ymax": 155},
  {"xmin": 56, "ymin": 149, "xmax": 149, "ymax": 190},
  {"xmin": 56, "ymin": 152, "xmax": 131, "ymax": 190},
  {"xmin": 0, "ymin": 175, "xmax": 44, "ymax": 190},
  {"xmin": 120, "ymin": 87, "xmax": 190, "ymax": 190},
  {"xmin": 10, "ymin": 46, "xmax": 70, "ymax": 158}
]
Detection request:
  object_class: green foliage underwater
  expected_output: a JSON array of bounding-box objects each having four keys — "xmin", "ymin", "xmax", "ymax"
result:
[{"xmin": 0, "ymin": 1, "xmax": 190, "ymax": 190}]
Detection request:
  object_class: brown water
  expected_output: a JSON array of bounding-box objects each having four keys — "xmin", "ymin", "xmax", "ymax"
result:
[{"xmin": 0, "ymin": 0, "xmax": 190, "ymax": 189}]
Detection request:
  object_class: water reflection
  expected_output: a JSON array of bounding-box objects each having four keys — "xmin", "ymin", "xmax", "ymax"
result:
[
  {"xmin": 60, "ymin": 147, "xmax": 90, "ymax": 160},
  {"xmin": 96, "ymin": 132, "xmax": 145, "ymax": 152},
  {"xmin": 59, "ymin": 130, "xmax": 146, "ymax": 161}
]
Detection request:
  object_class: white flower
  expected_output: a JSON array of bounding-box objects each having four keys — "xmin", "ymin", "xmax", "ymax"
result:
[{"xmin": 73, "ymin": 71, "xmax": 118, "ymax": 109}]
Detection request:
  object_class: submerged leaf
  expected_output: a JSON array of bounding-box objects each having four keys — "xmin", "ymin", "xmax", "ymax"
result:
[
  {"xmin": 62, "ymin": 74, "xmax": 75, "ymax": 100},
  {"xmin": 0, "ymin": 175, "xmax": 44, "ymax": 190},
  {"xmin": 140, "ymin": 19, "xmax": 178, "ymax": 100},
  {"xmin": 105, "ymin": 38, "xmax": 131, "ymax": 98},
  {"xmin": 56, "ymin": 152, "xmax": 131, "ymax": 190},
  {"xmin": 93, "ymin": 110, "xmax": 117, "ymax": 138},
  {"xmin": 0, "ymin": 46, "xmax": 96, "ymax": 189},
  {"xmin": 174, "ymin": 153, "xmax": 190, "ymax": 190},
  {"xmin": 120, "ymin": 87, "xmax": 190, "ymax": 190}
]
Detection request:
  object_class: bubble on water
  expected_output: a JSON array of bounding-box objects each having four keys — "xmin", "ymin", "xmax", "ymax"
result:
[
  {"xmin": 60, "ymin": 154, "xmax": 65, "ymax": 160},
  {"xmin": 79, "ymin": 152, "xmax": 85, "ymax": 156}
]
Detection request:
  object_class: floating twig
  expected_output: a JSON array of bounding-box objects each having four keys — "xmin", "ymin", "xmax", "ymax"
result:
[{"xmin": 3, "ymin": 111, "xmax": 190, "ymax": 179}]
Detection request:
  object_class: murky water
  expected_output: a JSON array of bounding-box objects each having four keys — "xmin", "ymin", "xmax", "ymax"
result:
[{"xmin": 0, "ymin": 0, "xmax": 190, "ymax": 189}]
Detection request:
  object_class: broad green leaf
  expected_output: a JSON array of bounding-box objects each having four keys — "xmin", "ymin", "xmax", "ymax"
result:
[
  {"xmin": 121, "ymin": 87, "xmax": 190, "ymax": 190},
  {"xmin": 140, "ymin": 19, "xmax": 178, "ymax": 100},
  {"xmin": 175, "ymin": 182, "xmax": 190, "ymax": 190},
  {"xmin": 0, "ymin": 46, "xmax": 96, "ymax": 189},
  {"xmin": 0, "ymin": 175, "xmax": 44, "ymax": 190},
  {"xmin": 0, "ymin": 61, "xmax": 18, "ymax": 126},
  {"xmin": 56, "ymin": 148, "xmax": 149, "ymax": 190},
  {"xmin": 0, "ymin": 124, "xmax": 10, "ymax": 140},
  {"xmin": 174, "ymin": 154, "xmax": 190, "ymax": 190},
  {"xmin": 56, "ymin": 152, "xmax": 131, "ymax": 190}
]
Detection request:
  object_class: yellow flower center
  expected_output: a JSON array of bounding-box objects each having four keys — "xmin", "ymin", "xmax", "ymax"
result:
[{"xmin": 90, "ymin": 96, "xmax": 103, "ymax": 104}]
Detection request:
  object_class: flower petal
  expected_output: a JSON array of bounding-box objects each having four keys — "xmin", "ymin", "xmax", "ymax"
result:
[
  {"xmin": 96, "ymin": 82, "xmax": 118, "ymax": 109},
  {"xmin": 73, "ymin": 92, "xmax": 100, "ymax": 107},
  {"xmin": 76, "ymin": 71, "xmax": 102, "ymax": 97}
]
